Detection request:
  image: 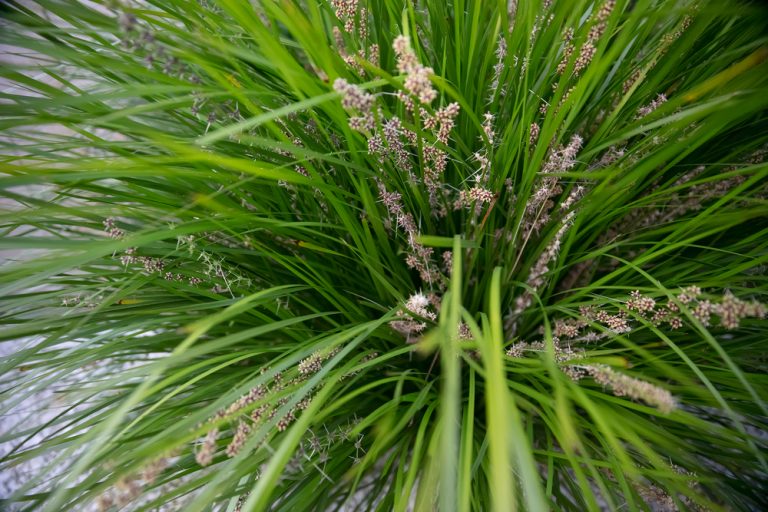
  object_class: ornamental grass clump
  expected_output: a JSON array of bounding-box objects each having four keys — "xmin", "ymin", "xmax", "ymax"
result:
[{"xmin": 1, "ymin": 1, "xmax": 768, "ymax": 510}]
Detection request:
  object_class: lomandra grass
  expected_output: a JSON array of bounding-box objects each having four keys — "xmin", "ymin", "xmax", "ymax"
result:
[{"xmin": 1, "ymin": 0, "xmax": 767, "ymax": 510}]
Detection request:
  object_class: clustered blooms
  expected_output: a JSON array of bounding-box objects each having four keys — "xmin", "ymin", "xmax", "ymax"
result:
[
  {"xmin": 381, "ymin": 116, "xmax": 414, "ymax": 175},
  {"xmin": 512, "ymin": 211, "xmax": 575, "ymax": 319},
  {"xmin": 298, "ymin": 347, "xmax": 340, "ymax": 376},
  {"xmin": 192, "ymin": 337, "xmax": 376, "ymax": 469},
  {"xmin": 432, "ymin": 102, "xmax": 461, "ymax": 145},
  {"xmin": 454, "ymin": 110, "xmax": 497, "ymax": 215},
  {"xmin": 333, "ymin": 78, "xmax": 375, "ymax": 130},
  {"xmin": 507, "ymin": 0, "xmax": 518, "ymax": 20},
  {"xmin": 506, "ymin": 337, "xmax": 590, "ymax": 386},
  {"xmin": 389, "ymin": 292, "xmax": 438, "ymax": 340},
  {"xmin": 119, "ymin": 246, "xmax": 138, "ymax": 266},
  {"xmin": 96, "ymin": 221, "xmax": 254, "ymax": 293},
  {"xmin": 556, "ymin": 28, "xmax": 575, "ymax": 75},
  {"xmin": 489, "ymin": 36, "xmax": 508, "ymax": 98},
  {"xmin": 579, "ymin": 287, "xmax": 763, "ymax": 341},
  {"xmin": 196, "ymin": 385, "xmax": 270, "ymax": 464},
  {"xmin": 483, "ymin": 113, "xmax": 495, "ymax": 142},
  {"xmin": 103, "ymin": 217, "xmax": 125, "ymax": 239},
  {"xmin": 97, "ymin": 452, "xmax": 176, "ymax": 510},
  {"xmin": 505, "ymin": 340, "xmax": 676, "ymax": 412},
  {"xmin": 328, "ymin": 0, "xmax": 374, "ymax": 75},
  {"xmin": 333, "ymin": 22, "xmax": 379, "ymax": 75},
  {"xmin": 506, "ymin": 135, "xmax": 585, "ymax": 318},
  {"xmin": 582, "ymin": 364, "xmax": 677, "ymax": 413},
  {"xmin": 529, "ymin": 122, "xmax": 540, "ymax": 146},
  {"xmin": 637, "ymin": 93, "xmax": 667, "ymax": 118},
  {"xmin": 329, "ymin": 0, "xmax": 377, "ymax": 73},
  {"xmin": 573, "ymin": 0, "xmax": 615, "ymax": 76},
  {"xmin": 196, "ymin": 427, "xmax": 219, "ymax": 467},
  {"xmin": 335, "ymin": 33, "xmax": 470, "ymax": 283},
  {"xmin": 458, "ymin": 322, "xmax": 472, "ymax": 340},
  {"xmin": 422, "ymin": 148, "xmax": 449, "ymax": 206},
  {"xmin": 504, "ymin": 340, "xmax": 540, "ymax": 358},
  {"xmin": 330, "ymin": 0, "xmax": 358, "ymax": 34},
  {"xmin": 393, "ymin": 35, "xmax": 437, "ymax": 104},
  {"xmin": 522, "ymin": 134, "xmax": 583, "ymax": 237},
  {"xmin": 636, "ymin": 483, "xmax": 679, "ymax": 511},
  {"xmin": 195, "ymin": 380, "xmax": 281, "ymax": 465},
  {"xmin": 714, "ymin": 290, "xmax": 766, "ymax": 329},
  {"xmin": 459, "ymin": 185, "xmax": 495, "ymax": 208},
  {"xmin": 635, "ymin": 464, "xmax": 705, "ymax": 512},
  {"xmin": 101, "ymin": 219, "xmax": 163, "ymax": 279},
  {"xmin": 559, "ymin": 185, "xmax": 585, "ymax": 211},
  {"xmin": 507, "ymin": 286, "xmax": 766, "ymax": 412},
  {"xmin": 387, "ymin": 292, "xmax": 474, "ymax": 343},
  {"xmin": 226, "ymin": 421, "xmax": 251, "ymax": 457},
  {"xmin": 529, "ymin": 11, "xmax": 554, "ymax": 48},
  {"xmin": 378, "ymin": 181, "xmax": 442, "ymax": 286},
  {"xmin": 626, "ymin": 289, "xmax": 656, "ymax": 313},
  {"xmin": 503, "ymin": 133, "xmax": 587, "ymax": 333},
  {"xmin": 542, "ymin": 134, "xmax": 583, "ymax": 174}
]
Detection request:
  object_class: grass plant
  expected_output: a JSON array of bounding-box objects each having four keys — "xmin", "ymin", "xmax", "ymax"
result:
[{"xmin": 1, "ymin": 0, "xmax": 768, "ymax": 510}]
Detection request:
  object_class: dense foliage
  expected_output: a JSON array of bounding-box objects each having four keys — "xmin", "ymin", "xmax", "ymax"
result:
[{"xmin": 1, "ymin": 0, "xmax": 768, "ymax": 510}]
